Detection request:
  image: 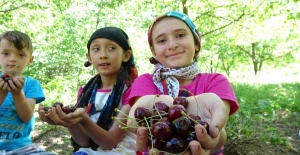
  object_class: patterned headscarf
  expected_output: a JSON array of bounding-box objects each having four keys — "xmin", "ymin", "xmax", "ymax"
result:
[{"xmin": 147, "ymin": 11, "xmax": 201, "ymax": 54}]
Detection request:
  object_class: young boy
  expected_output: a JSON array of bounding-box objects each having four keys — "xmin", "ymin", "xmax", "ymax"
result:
[{"xmin": 0, "ymin": 31, "xmax": 56, "ymax": 154}]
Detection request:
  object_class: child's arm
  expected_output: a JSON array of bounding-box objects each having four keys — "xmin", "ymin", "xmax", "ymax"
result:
[
  {"xmin": 9, "ymin": 76, "xmax": 35, "ymax": 122},
  {"xmin": 77, "ymin": 104, "xmax": 130, "ymax": 149}
]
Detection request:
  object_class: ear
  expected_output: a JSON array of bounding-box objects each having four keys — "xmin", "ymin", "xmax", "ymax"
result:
[
  {"xmin": 150, "ymin": 46, "xmax": 156, "ymax": 57},
  {"xmin": 86, "ymin": 53, "xmax": 92, "ymax": 63},
  {"xmin": 27, "ymin": 56, "xmax": 34, "ymax": 65},
  {"xmin": 122, "ymin": 50, "xmax": 131, "ymax": 62}
]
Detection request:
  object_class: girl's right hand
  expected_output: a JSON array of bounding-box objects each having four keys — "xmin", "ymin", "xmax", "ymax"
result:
[{"xmin": 38, "ymin": 104, "xmax": 56, "ymax": 125}]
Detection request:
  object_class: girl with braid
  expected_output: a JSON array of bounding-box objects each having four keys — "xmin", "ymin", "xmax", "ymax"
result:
[{"xmin": 38, "ymin": 27, "xmax": 138, "ymax": 155}]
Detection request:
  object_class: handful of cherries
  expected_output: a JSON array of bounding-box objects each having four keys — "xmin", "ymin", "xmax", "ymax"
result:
[
  {"xmin": 133, "ymin": 97, "xmax": 209, "ymax": 154},
  {"xmin": 1, "ymin": 73, "xmax": 13, "ymax": 82},
  {"xmin": 44, "ymin": 102, "xmax": 76, "ymax": 114}
]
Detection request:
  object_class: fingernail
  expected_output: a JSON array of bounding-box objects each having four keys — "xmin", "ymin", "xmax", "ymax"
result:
[
  {"xmin": 196, "ymin": 127, "xmax": 203, "ymax": 135},
  {"xmin": 137, "ymin": 129, "xmax": 146, "ymax": 136},
  {"xmin": 190, "ymin": 145, "xmax": 200, "ymax": 151}
]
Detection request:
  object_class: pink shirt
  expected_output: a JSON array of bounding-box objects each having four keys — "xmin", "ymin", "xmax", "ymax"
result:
[{"xmin": 129, "ymin": 73, "xmax": 238, "ymax": 115}]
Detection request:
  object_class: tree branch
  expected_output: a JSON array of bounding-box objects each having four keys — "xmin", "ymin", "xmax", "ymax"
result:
[
  {"xmin": 202, "ymin": 13, "xmax": 245, "ymax": 37},
  {"xmin": 0, "ymin": 3, "xmax": 32, "ymax": 13}
]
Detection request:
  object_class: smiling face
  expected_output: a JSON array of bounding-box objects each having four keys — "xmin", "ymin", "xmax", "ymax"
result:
[
  {"xmin": 86, "ymin": 38, "xmax": 131, "ymax": 79},
  {"xmin": 0, "ymin": 38, "xmax": 33, "ymax": 76},
  {"xmin": 150, "ymin": 17, "xmax": 200, "ymax": 68}
]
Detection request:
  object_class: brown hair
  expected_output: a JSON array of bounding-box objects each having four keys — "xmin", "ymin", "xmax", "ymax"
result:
[{"xmin": 0, "ymin": 31, "xmax": 33, "ymax": 54}]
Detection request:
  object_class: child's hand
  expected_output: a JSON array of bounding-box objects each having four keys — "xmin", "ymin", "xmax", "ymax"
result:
[
  {"xmin": 0, "ymin": 78, "xmax": 8, "ymax": 93},
  {"xmin": 47, "ymin": 106, "xmax": 86, "ymax": 127},
  {"xmin": 136, "ymin": 127, "xmax": 210, "ymax": 155},
  {"xmin": 38, "ymin": 104, "xmax": 56, "ymax": 125},
  {"xmin": 7, "ymin": 76, "xmax": 25, "ymax": 93}
]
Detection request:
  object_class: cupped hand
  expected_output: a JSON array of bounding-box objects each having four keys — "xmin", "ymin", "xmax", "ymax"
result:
[
  {"xmin": 136, "ymin": 127, "xmax": 210, "ymax": 155},
  {"xmin": 46, "ymin": 105, "xmax": 87, "ymax": 127},
  {"xmin": 0, "ymin": 78, "xmax": 8, "ymax": 93},
  {"xmin": 186, "ymin": 93, "xmax": 228, "ymax": 149},
  {"xmin": 7, "ymin": 76, "xmax": 25, "ymax": 93},
  {"xmin": 38, "ymin": 104, "xmax": 56, "ymax": 125}
]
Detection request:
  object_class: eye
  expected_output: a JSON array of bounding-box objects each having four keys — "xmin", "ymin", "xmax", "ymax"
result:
[
  {"xmin": 156, "ymin": 39, "xmax": 166, "ymax": 44},
  {"xmin": 177, "ymin": 33, "xmax": 185, "ymax": 38},
  {"xmin": 108, "ymin": 46, "xmax": 116, "ymax": 51},
  {"xmin": 19, "ymin": 53, "xmax": 26, "ymax": 57},
  {"xmin": 92, "ymin": 47, "xmax": 100, "ymax": 51}
]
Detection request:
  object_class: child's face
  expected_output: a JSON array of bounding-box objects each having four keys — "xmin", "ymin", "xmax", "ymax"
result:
[
  {"xmin": 86, "ymin": 38, "xmax": 131, "ymax": 78},
  {"xmin": 151, "ymin": 17, "xmax": 200, "ymax": 68},
  {"xmin": 0, "ymin": 38, "xmax": 33, "ymax": 76}
]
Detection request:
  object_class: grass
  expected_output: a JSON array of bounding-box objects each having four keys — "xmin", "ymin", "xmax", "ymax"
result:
[{"xmin": 226, "ymin": 82, "xmax": 300, "ymax": 145}]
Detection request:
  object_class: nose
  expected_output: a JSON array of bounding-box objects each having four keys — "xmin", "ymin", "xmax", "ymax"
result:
[
  {"xmin": 167, "ymin": 37, "xmax": 178, "ymax": 51},
  {"xmin": 9, "ymin": 54, "xmax": 17, "ymax": 62},
  {"xmin": 99, "ymin": 49, "xmax": 108, "ymax": 59}
]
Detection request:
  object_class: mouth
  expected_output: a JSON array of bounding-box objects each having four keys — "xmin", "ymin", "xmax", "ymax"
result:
[
  {"xmin": 99, "ymin": 63, "xmax": 110, "ymax": 66},
  {"xmin": 166, "ymin": 52, "xmax": 183, "ymax": 58}
]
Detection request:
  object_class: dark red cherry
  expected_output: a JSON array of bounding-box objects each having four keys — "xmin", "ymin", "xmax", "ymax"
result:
[
  {"xmin": 167, "ymin": 104, "xmax": 186, "ymax": 122},
  {"xmin": 63, "ymin": 106, "xmax": 76, "ymax": 114},
  {"xmin": 198, "ymin": 120, "xmax": 210, "ymax": 134},
  {"xmin": 165, "ymin": 136, "xmax": 187, "ymax": 154},
  {"xmin": 153, "ymin": 101, "xmax": 169, "ymax": 113},
  {"xmin": 171, "ymin": 117, "xmax": 192, "ymax": 137},
  {"xmin": 53, "ymin": 102, "xmax": 64, "ymax": 108},
  {"xmin": 185, "ymin": 132, "xmax": 197, "ymax": 143},
  {"xmin": 173, "ymin": 97, "xmax": 189, "ymax": 108},
  {"xmin": 156, "ymin": 117, "xmax": 171, "ymax": 127},
  {"xmin": 151, "ymin": 138, "xmax": 166, "ymax": 151},
  {"xmin": 151, "ymin": 110, "xmax": 168, "ymax": 125},
  {"xmin": 189, "ymin": 114, "xmax": 201, "ymax": 126},
  {"xmin": 150, "ymin": 122, "xmax": 172, "ymax": 140},
  {"xmin": 1, "ymin": 73, "xmax": 12, "ymax": 82},
  {"xmin": 134, "ymin": 107, "xmax": 152, "ymax": 126}
]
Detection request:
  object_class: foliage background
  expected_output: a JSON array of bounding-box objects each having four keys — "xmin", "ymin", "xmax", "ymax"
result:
[{"xmin": 1, "ymin": 0, "xmax": 300, "ymax": 154}]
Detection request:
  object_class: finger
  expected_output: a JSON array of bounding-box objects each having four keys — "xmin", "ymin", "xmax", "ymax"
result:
[
  {"xmin": 209, "ymin": 102, "xmax": 227, "ymax": 137},
  {"xmin": 136, "ymin": 127, "xmax": 149, "ymax": 151},
  {"xmin": 189, "ymin": 140, "xmax": 210, "ymax": 155},
  {"xmin": 195, "ymin": 124, "xmax": 219, "ymax": 150}
]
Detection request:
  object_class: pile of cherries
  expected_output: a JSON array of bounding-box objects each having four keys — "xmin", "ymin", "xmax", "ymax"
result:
[
  {"xmin": 134, "ymin": 97, "xmax": 209, "ymax": 154},
  {"xmin": 1, "ymin": 73, "xmax": 12, "ymax": 82},
  {"xmin": 44, "ymin": 102, "xmax": 76, "ymax": 114}
]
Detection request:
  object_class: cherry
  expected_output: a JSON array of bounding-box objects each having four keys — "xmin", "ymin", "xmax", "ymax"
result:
[
  {"xmin": 134, "ymin": 107, "xmax": 152, "ymax": 126},
  {"xmin": 173, "ymin": 97, "xmax": 189, "ymax": 108},
  {"xmin": 1, "ymin": 73, "xmax": 12, "ymax": 82},
  {"xmin": 167, "ymin": 104, "xmax": 186, "ymax": 122},
  {"xmin": 151, "ymin": 110, "xmax": 168, "ymax": 125},
  {"xmin": 185, "ymin": 132, "xmax": 197, "ymax": 144},
  {"xmin": 153, "ymin": 101, "xmax": 169, "ymax": 113},
  {"xmin": 156, "ymin": 117, "xmax": 171, "ymax": 127},
  {"xmin": 151, "ymin": 121, "xmax": 172, "ymax": 140},
  {"xmin": 53, "ymin": 102, "xmax": 64, "ymax": 108},
  {"xmin": 165, "ymin": 136, "xmax": 187, "ymax": 154},
  {"xmin": 171, "ymin": 117, "xmax": 192, "ymax": 137},
  {"xmin": 189, "ymin": 114, "xmax": 201, "ymax": 126},
  {"xmin": 43, "ymin": 102, "xmax": 76, "ymax": 114},
  {"xmin": 63, "ymin": 106, "xmax": 76, "ymax": 114},
  {"xmin": 198, "ymin": 120, "xmax": 210, "ymax": 134},
  {"xmin": 151, "ymin": 138, "xmax": 165, "ymax": 151}
]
